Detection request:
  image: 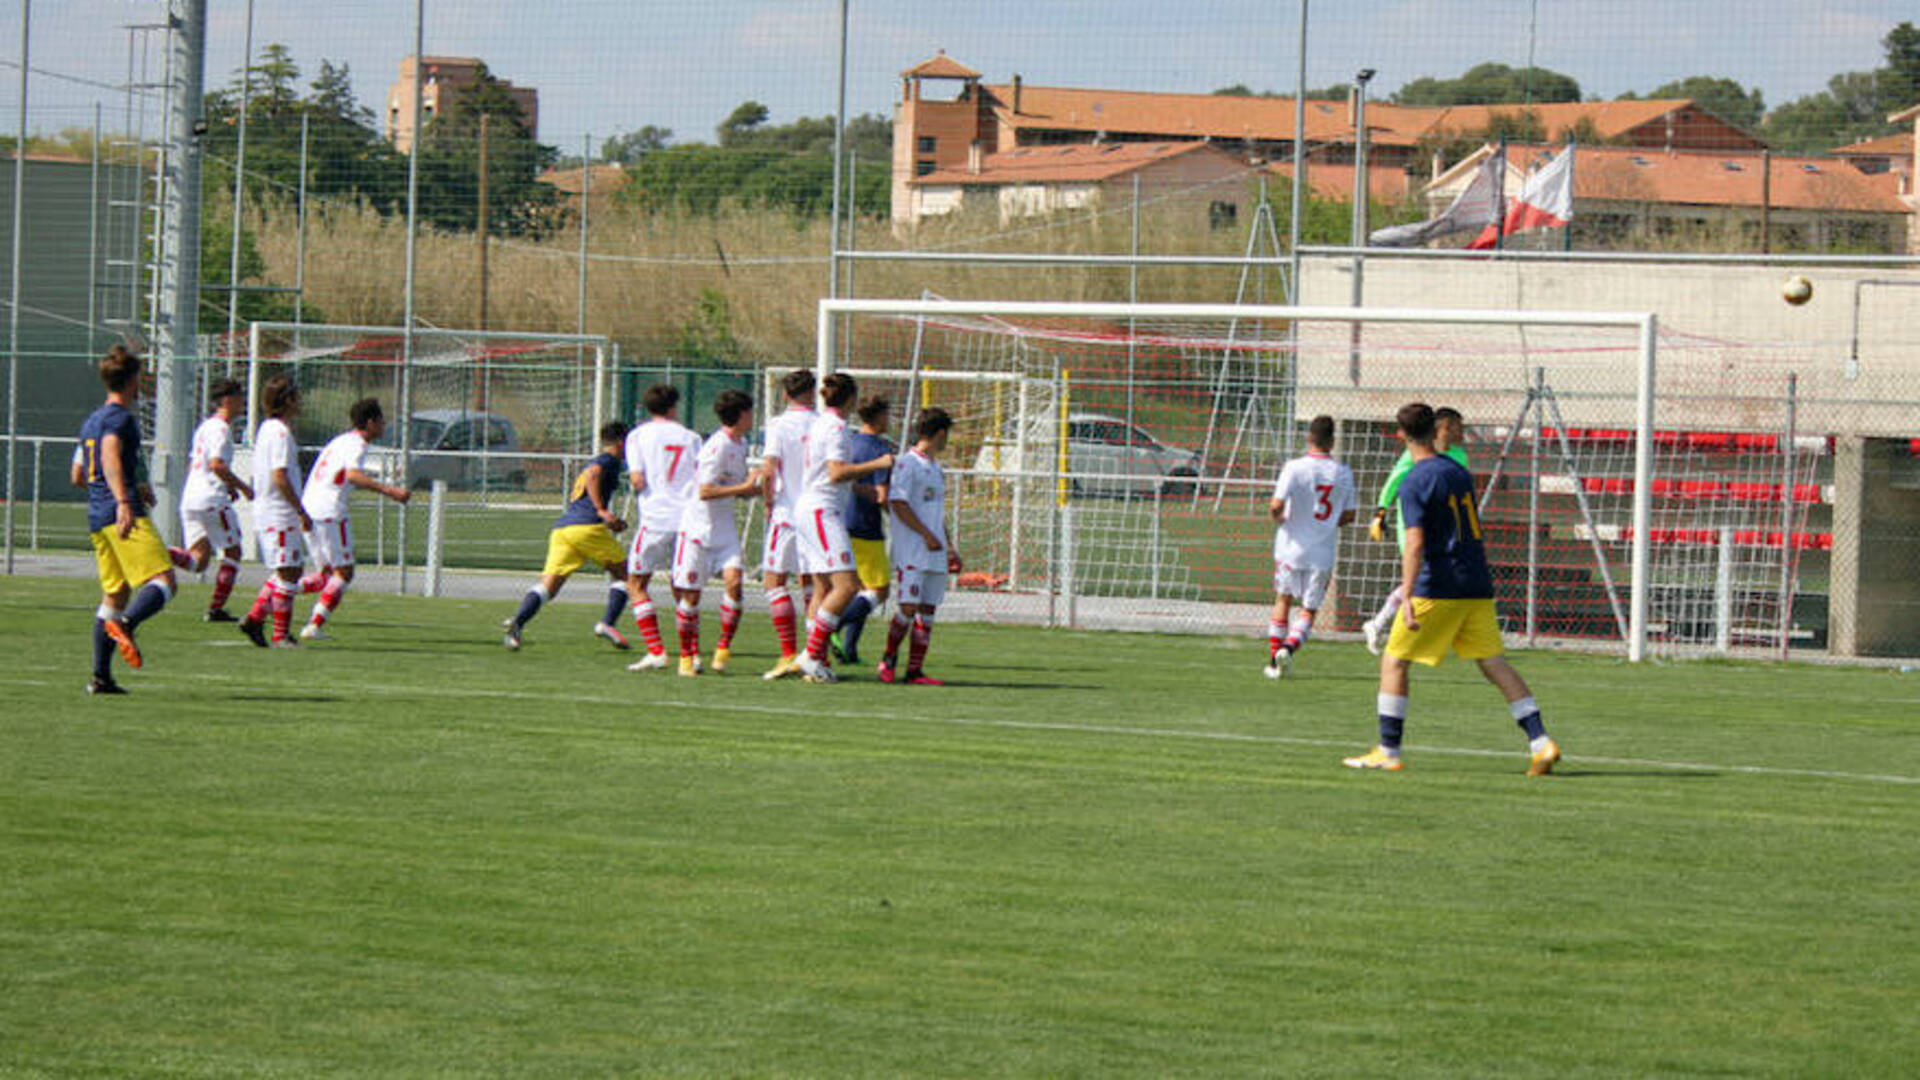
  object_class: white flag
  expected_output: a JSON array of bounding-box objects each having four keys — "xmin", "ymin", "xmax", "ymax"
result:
[{"xmin": 1369, "ymin": 145, "xmax": 1506, "ymax": 248}]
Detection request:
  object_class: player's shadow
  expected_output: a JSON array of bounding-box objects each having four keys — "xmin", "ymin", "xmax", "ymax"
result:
[
  {"xmin": 1551, "ymin": 769, "xmax": 1720, "ymax": 780},
  {"xmin": 936, "ymin": 678, "xmax": 1100, "ymax": 691},
  {"xmin": 229, "ymin": 692, "xmax": 344, "ymax": 703}
]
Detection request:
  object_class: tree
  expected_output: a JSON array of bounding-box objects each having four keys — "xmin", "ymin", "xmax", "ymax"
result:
[
  {"xmin": 1881, "ymin": 21, "xmax": 1920, "ymax": 112},
  {"xmin": 416, "ymin": 62, "xmax": 559, "ymax": 235},
  {"xmin": 1393, "ymin": 62, "xmax": 1581, "ymax": 106},
  {"xmin": 1632, "ymin": 76, "xmax": 1764, "ymax": 131},
  {"xmin": 1762, "ymin": 21, "xmax": 1920, "ymax": 153},
  {"xmin": 603, "ymin": 126, "xmax": 673, "ymax": 165},
  {"xmin": 717, "ymin": 101, "xmax": 771, "ymax": 147}
]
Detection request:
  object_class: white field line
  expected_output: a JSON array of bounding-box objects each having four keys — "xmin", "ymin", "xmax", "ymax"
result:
[{"xmin": 13, "ymin": 666, "xmax": 1918, "ymax": 788}]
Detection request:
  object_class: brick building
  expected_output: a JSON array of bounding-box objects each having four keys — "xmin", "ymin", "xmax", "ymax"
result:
[{"xmin": 387, "ymin": 55, "xmax": 538, "ymax": 154}]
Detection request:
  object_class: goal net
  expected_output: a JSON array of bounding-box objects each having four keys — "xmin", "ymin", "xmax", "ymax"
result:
[
  {"xmin": 816, "ymin": 298, "xmax": 1821, "ymax": 662},
  {"xmin": 243, "ymin": 321, "xmax": 610, "ymax": 571}
]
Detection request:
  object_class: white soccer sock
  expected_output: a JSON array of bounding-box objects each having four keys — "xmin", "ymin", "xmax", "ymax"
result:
[
  {"xmin": 1509, "ymin": 696, "xmax": 1539, "ymax": 721},
  {"xmin": 1289, "ymin": 617, "xmax": 1313, "ymax": 644}
]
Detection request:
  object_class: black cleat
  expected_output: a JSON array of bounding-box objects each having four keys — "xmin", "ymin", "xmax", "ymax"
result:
[
  {"xmin": 239, "ymin": 617, "xmax": 268, "ymax": 648},
  {"xmin": 87, "ymin": 675, "xmax": 127, "ymax": 695},
  {"xmin": 204, "ymin": 607, "xmax": 238, "ymax": 623}
]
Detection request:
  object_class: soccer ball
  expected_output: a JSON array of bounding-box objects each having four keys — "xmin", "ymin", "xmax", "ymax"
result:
[{"xmin": 1782, "ymin": 275, "xmax": 1813, "ymax": 306}]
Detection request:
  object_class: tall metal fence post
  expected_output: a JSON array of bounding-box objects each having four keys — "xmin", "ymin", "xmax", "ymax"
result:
[
  {"xmin": 396, "ymin": 0, "xmax": 425, "ymax": 596},
  {"xmin": 4, "ymin": 0, "xmax": 29, "ymax": 574},
  {"xmin": 151, "ymin": 0, "xmax": 207, "ymax": 550},
  {"xmin": 1526, "ymin": 366, "xmax": 1543, "ymax": 644}
]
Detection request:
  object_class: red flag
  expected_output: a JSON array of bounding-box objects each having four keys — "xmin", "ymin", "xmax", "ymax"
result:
[{"xmin": 1470, "ymin": 146, "xmax": 1575, "ymax": 249}]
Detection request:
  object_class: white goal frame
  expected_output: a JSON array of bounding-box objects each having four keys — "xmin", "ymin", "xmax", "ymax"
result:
[{"xmin": 817, "ymin": 298, "xmax": 1661, "ymax": 662}]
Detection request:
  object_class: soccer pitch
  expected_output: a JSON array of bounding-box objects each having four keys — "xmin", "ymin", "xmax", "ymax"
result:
[{"xmin": 2, "ymin": 577, "xmax": 1916, "ymax": 1077}]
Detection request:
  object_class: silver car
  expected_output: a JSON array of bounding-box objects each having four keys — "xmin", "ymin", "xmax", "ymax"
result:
[
  {"xmin": 366, "ymin": 409, "xmax": 528, "ymax": 491},
  {"xmin": 974, "ymin": 411, "xmax": 1201, "ymax": 497}
]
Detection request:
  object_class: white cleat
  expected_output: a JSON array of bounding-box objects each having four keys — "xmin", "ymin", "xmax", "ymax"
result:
[
  {"xmin": 797, "ymin": 654, "xmax": 838, "ymax": 684},
  {"xmin": 1362, "ymin": 618, "xmax": 1386, "ymax": 656},
  {"xmin": 1264, "ymin": 647, "xmax": 1291, "ymax": 680},
  {"xmin": 627, "ymin": 651, "xmax": 669, "ymax": 673},
  {"xmin": 298, "ymin": 623, "xmax": 332, "ymax": 643}
]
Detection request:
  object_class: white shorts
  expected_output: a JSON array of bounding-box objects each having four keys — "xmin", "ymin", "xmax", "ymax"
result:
[
  {"xmin": 256, "ymin": 522, "xmax": 308, "ymax": 571},
  {"xmin": 796, "ymin": 503, "xmax": 855, "ymax": 575},
  {"xmin": 671, "ymin": 531, "xmax": 743, "ymax": 591},
  {"xmin": 181, "ymin": 504, "xmax": 241, "ymax": 552},
  {"xmin": 1274, "ymin": 563, "xmax": 1333, "ymax": 610},
  {"xmin": 629, "ymin": 523, "xmax": 678, "ymax": 575},
  {"xmin": 893, "ymin": 565, "xmax": 949, "ymax": 608},
  {"xmin": 761, "ymin": 514, "xmax": 800, "ymax": 576},
  {"xmin": 308, "ymin": 516, "xmax": 356, "ymax": 569}
]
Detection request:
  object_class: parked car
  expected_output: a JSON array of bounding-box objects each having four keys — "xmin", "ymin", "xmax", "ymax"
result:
[
  {"xmin": 973, "ymin": 411, "xmax": 1202, "ymax": 497},
  {"xmin": 366, "ymin": 409, "xmax": 529, "ymax": 491}
]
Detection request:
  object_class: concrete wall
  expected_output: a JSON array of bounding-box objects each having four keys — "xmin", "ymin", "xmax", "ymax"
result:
[
  {"xmin": 1300, "ymin": 254, "xmax": 1920, "ymax": 437},
  {"xmin": 1829, "ymin": 436, "xmax": 1920, "ymax": 657}
]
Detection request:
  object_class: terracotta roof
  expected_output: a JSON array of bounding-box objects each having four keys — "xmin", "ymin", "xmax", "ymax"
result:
[
  {"xmin": 1269, "ymin": 161, "xmax": 1414, "ymax": 203},
  {"xmin": 537, "ymin": 163, "xmax": 629, "ymax": 196},
  {"xmin": 983, "ymin": 84, "xmax": 1409, "ymax": 146},
  {"xmin": 1390, "ymin": 99, "xmax": 1710, "ymax": 142},
  {"xmin": 1497, "ymin": 143, "xmax": 1910, "ymax": 214},
  {"xmin": 1830, "ymin": 132, "xmax": 1913, "ymax": 157},
  {"xmin": 903, "ymin": 52, "xmax": 980, "ymax": 80},
  {"xmin": 911, "ymin": 140, "xmax": 1245, "ymax": 186}
]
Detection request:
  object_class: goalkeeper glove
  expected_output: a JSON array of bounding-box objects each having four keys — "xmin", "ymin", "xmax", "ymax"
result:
[{"xmin": 1368, "ymin": 509, "xmax": 1388, "ymax": 543}]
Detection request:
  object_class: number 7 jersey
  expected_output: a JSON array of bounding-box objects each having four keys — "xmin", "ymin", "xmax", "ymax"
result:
[{"xmin": 1272, "ymin": 451, "xmax": 1355, "ymax": 571}]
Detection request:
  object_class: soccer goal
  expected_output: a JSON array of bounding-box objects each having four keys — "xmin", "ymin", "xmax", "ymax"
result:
[
  {"xmin": 817, "ymin": 297, "xmax": 1694, "ymax": 660},
  {"xmin": 242, "ymin": 321, "xmax": 612, "ymax": 576}
]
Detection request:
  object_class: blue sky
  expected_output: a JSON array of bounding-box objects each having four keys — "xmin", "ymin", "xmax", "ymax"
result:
[{"xmin": 4, "ymin": 1, "xmax": 1912, "ymax": 147}]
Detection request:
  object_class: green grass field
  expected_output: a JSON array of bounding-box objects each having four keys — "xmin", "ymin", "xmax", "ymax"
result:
[{"xmin": 2, "ymin": 575, "xmax": 1917, "ymax": 1078}]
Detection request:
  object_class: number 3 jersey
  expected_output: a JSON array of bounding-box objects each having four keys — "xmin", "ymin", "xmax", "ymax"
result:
[{"xmin": 1272, "ymin": 452, "xmax": 1355, "ymax": 572}]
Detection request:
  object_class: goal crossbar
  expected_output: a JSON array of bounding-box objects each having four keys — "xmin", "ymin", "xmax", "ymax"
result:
[{"xmin": 816, "ymin": 298, "xmax": 1661, "ymax": 662}]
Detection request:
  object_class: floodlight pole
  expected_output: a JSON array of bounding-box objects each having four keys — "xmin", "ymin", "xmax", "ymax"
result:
[
  {"xmin": 151, "ymin": 0, "xmax": 206, "ymax": 547},
  {"xmin": 1347, "ymin": 67, "xmax": 1373, "ymax": 383}
]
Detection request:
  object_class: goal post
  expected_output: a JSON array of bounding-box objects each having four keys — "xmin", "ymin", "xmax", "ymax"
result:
[{"xmin": 817, "ymin": 297, "xmax": 1662, "ymax": 661}]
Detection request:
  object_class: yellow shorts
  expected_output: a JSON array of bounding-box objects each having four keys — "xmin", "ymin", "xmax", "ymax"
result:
[
  {"xmin": 1385, "ymin": 597, "xmax": 1506, "ymax": 667},
  {"xmin": 852, "ymin": 537, "xmax": 890, "ymax": 590},
  {"xmin": 91, "ymin": 517, "xmax": 173, "ymax": 595},
  {"xmin": 542, "ymin": 523, "xmax": 626, "ymax": 578}
]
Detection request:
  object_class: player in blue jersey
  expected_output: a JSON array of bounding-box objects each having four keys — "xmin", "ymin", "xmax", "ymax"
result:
[
  {"xmin": 1344, "ymin": 402, "xmax": 1560, "ymax": 776},
  {"xmin": 1362, "ymin": 406, "xmax": 1468, "ymax": 654},
  {"xmin": 832, "ymin": 395, "xmax": 894, "ymax": 665},
  {"xmin": 76, "ymin": 346, "xmax": 177, "ymax": 694},
  {"xmin": 502, "ymin": 421, "xmax": 631, "ymax": 650}
]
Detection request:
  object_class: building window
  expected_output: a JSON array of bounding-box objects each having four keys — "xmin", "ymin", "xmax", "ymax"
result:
[
  {"xmin": 915, "ymin": 160, "xmax": 937, "ymax": 177},
  {"xmin": 1209, "ymin": 201, "xmax": 1238, "ymax": 230},
  {"xmin": 917, "ymin": 136, "xmax": 937, "ymax": 154}
]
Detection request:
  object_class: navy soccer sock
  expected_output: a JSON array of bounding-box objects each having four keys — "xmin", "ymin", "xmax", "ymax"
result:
[
  {"xmin": 513, "ymin": 586, "xmax": 547, "ymax": 630},
  {"xmin": 841, "ymin": 592, "xmax": 875, "ymax": 655},
  {"xmin": 602, "ymin": 582, "xmax": 629, "ymax": 627},
  {"xmin": 1378, "ymin": 693, "xmax": 1408, "ymax": 751},
  {"xmin": 1510, "ymin": 696, "xmax": 1547, "ymax": 741},
  {"xmin": 123, "ymin": 581, "xmax": 172, "ymax": 630},
  {"xmin": 91, "ymin": 618, "xmax": 115, "ymax": 679}
]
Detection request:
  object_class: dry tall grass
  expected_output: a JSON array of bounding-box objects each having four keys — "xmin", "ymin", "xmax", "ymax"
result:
[{"xmin": 243, "ymin": 187, "xmax": 1276, "ymax": 366}]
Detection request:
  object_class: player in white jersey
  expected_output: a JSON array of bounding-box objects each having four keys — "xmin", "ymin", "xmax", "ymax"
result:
[
  {"xmin": 756, "ymin": 369, "xmax": 817, "ymax": 680},
  {"xmin": 622, "ymin": 384, "xmax": 704, "ymax": 671},
  {"xmin": 173, "ymin": 378, "xmax": 254, "ymax": 622},
  {"xmin": 1265, "ymin": 415, "xmax": 1357, "ymax": 678},
  {"xmin": 792, "ymin": 372, "xmax": 894, "ymax": 684},
  {"xmin": 295, "ymin": 397, "xmax": 412, "ymax": 642},
  {"xmin": 668, "ymin": 389, "xmax": 759, "ymax": 677},
  {"xmin": 878, "ymin": 408, "xmax": 959, "ymax": 686},
  {"xmin": 237, "ymin": 374, "xmax": 312, "ymax": 648}
]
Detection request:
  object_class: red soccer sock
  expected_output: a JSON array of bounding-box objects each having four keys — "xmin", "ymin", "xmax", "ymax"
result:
[
  {"xmin": 209, "ymin": 558, "xmax": 240, "ymax": 611},
  {"xmin": 883, "ymin": 613, "xmax": 911, "ymax": 663},
  {"xmin": 244, "ymin": 581, "xmax": 276, "ymax": 624},
  {"xmin": 1268, "ymin": 620, "xmax": 1286, "ymax": 657},
  {"xmin": 310, "ymin": 576, "xmax": 348, "ymax": 628},
  {"xmin": 632, "ymin": 600, "xmax": 665, "ymax": 655},
  {"xmin": 806, "ymin": 611, "xmax": 839, "ymax": 662},
  {"xmin": 769, "ymin": 591, "xmax": 798, "ymax": 657},
  {"xmin": 297, "ymin": 571, "xmax": 327, "ymax": 595},
  {"xmin": 908, "ymin": 616, "xmax": 933, "ymax": 672},
  {"xmin": 675, "ymin": 601, "xmax": 700, "ymax": 657},
  {"xmin": 718, "ymin": 600, "xmax": 741, "ymax": 649},
  {"xmin": 270, "ymin": 584, "xmax": 294, "ymax": 642},
  {"xmin": 167, "ymin": 546, "xmax": 203, "ymax": 572}
]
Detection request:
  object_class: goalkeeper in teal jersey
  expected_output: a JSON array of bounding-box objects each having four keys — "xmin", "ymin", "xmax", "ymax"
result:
[{"xmin": 1362, "ymin": 407, "xmax": 1468, "ymax": 654}]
